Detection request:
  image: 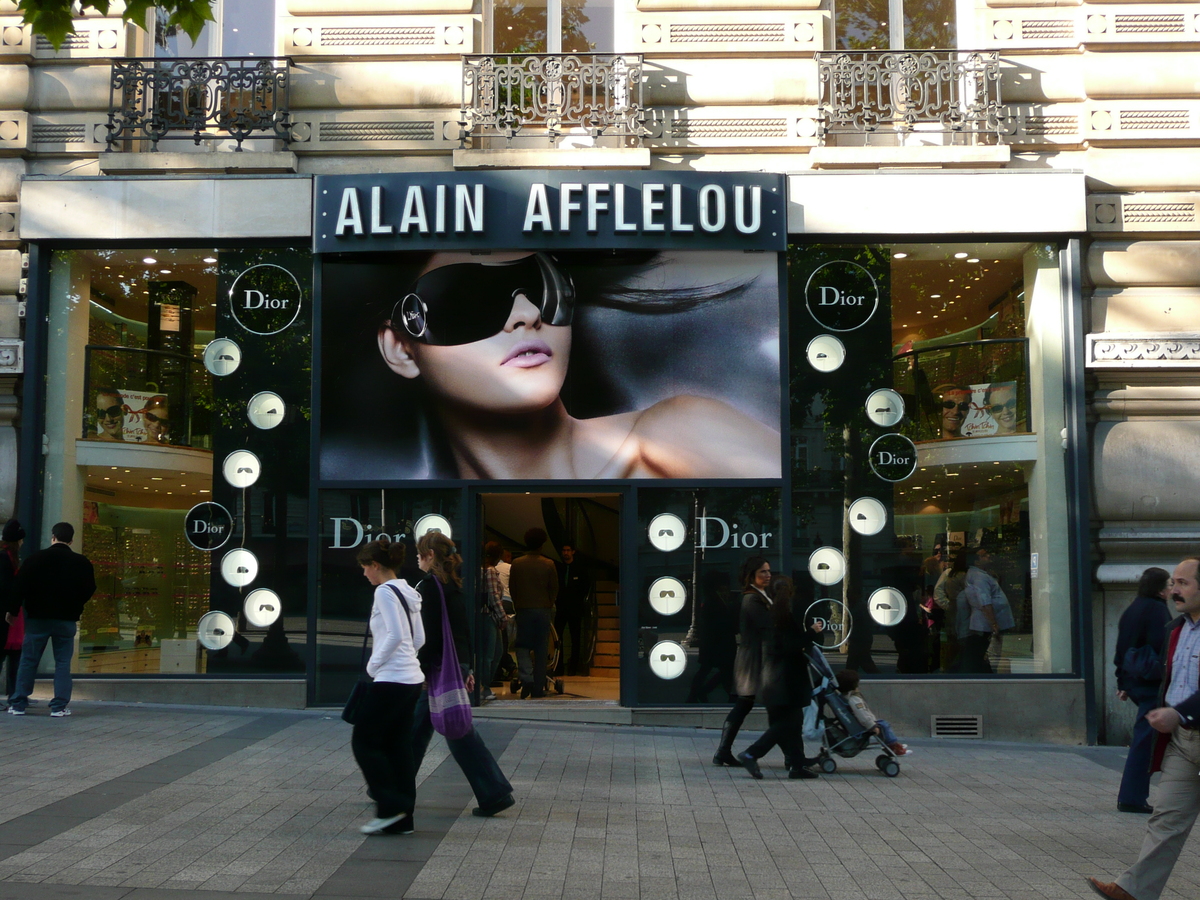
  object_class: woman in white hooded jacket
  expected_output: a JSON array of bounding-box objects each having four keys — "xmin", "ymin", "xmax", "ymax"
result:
[{"xmin": 353, "ymin": 537, "xmax": 426, "ymax": 836}]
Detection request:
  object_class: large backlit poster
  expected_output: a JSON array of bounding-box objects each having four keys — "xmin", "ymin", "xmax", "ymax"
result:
[{"xmin": 319, "ymin": 249, "xmax": 781, "ymax": 480}]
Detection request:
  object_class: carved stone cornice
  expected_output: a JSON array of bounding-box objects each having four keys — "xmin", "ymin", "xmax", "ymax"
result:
[{"xmin": 1087, "ymin": 333, "xmax": 1200, "ymax": 367}]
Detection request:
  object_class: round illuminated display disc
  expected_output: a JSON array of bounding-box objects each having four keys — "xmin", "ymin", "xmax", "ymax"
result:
[
  {"xmin": 183, "ymin": 501, "xmax": 233, "ymax": 551},
  {"xmin": 203, "ymin": 338, "xmax": 242, "ymax": 376},
  {"xmin": 648, "ymin": 640, "xmax": 687, "ymax": 680},
  {"xmin": 247, "ymin": 392, "xmax": 286, "ymax": 430},
  {"xmin": 222, "ymin": 450, "xmax": 261, "ymax": 489},
  {"xmin": 868, "ymin": 433, "xmax": 919, "ymax": 483},
  {"xmin": 808, "ymin": 546, "xmax": 846, "ymax": 586},
  {"xmin": 413, "ymin": 514, "xmax": 452, "ymax": 541},
  {"xmin": 244, "ymin": 588, "xmax": 282, "ymax": 628},
  {"xmin": 197, "ymin": 610, "xmax": 236, "ymax": 651},
  {"xmin": 648, "ymin": 514, "xmax": 686, "ymax": 552},
  {"xmin": 804, "ymin": 598, "xmax": 853, "ymax": 650},
  {"xmin": 648, "ymin": 577, "xmax": 687, "ymax": 616},
  {"xmin": 847, "ymin": 497, "xmax": 888, "ymax": 536},
  {"xmin": 865, "ymin": 389, "xmax": 905, "ymax": 428},
  {"xmin": 868, "ymin": 587, "xmax": 907, "ymax": 627},
  {"xmin": 806, "ymin": 334, "xmax": 846, "ymax": 373},
  {"xmin": 220, "ymin": 548, "xmax": 258, "ymax": 588},
  {"xmin": 229, "ymin": 263, "xmax": 303, "ymax": 336}
]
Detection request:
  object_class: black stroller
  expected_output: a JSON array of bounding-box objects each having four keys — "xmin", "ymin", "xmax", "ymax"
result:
[{"xmin": 806, "ymin": 646, "xmax": 903, "ymax": 778}]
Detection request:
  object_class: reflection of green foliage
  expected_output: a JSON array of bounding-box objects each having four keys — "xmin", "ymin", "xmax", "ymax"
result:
[
  {"xmin": 836, "ymin": 0, "xmax": 956, "ymax": 50},
  {"xmin": 493, "ymin": 0, "xmax": 593, "ymax": 52}
]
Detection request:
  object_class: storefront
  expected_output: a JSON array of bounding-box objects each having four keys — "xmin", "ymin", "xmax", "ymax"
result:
[{"xmin": 18, "ymin": 168, "xmax": 1092, "ymax": 741}]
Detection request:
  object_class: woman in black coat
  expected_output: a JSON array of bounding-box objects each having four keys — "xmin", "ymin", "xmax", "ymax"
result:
[
  {"xmin": 713, "ymin": 556, "xmax": 774, "ymax": 765},
  {"xmin": 735, "ymin": 576, "xmax": 824, "ymax": 779}
]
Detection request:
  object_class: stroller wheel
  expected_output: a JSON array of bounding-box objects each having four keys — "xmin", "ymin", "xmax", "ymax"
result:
[
  {"xmin": 554, "ymin": 678, "xmax": 565, "ymax": 694},
  {"xmin": 510, "ymin": 678, "xmax": 521, "ymax": 695},
  {"xmin": 875, "ymin": 754, "xmax": 891, "ymax": 770},
  {"xmin": 819, "ymin": 757, "xmax": 837, "ymax": 774},
  {"xmin": 882, "ymin": 760, "xmax": 900, "ymax": 778}
]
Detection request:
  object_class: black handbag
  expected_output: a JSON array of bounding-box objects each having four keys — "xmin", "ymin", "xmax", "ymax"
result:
[
  {"xmin": 341, "ymin": 621, "xmax": 373, "ymax": 724},
  {"xmin": 1122, "ymin": 643, "xmax": 1162, "ymax": 683}
]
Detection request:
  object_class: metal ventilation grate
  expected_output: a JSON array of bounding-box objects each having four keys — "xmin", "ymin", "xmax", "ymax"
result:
[{"xmin": 931, "ymin": 715, "xmax": 983, "ymax": 738}]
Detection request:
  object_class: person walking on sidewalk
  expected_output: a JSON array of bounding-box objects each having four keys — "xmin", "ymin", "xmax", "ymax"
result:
[
  {"xmin": 734, "ymin": 576, "xmax": 824, "ymax": 780},
  {"xmin": 0, "ymin": 519, "xmax": 24, "ymax": 707},
  {"xmin": 1089, "ymin": 555, "xmax": 1200, "ymax": 900},
  {"xmin": 411, "ymin": 532, "xmax": 515, "ymax": 818},
  {"xmin": 1113, "ymin": 567, "xmax": 1173, "ymax": 814},
  {"xmin": 713, "ymin": 556, "xmax": 774, "ymax": 766},
  {"xmin": 6, "ymin": 522, "xmax": 95, "ymax": 717},
  {"xmin": 352, "ymin": 537, "xmax": 425, "ymax": 836}
]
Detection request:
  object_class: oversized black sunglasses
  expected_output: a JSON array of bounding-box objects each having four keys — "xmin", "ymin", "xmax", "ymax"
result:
[
  {"xmin": 389, "ymin": 253, "xmax": 574, "ymax": 347},
  {"xmin": 942, "ymin": 400, "xmax": 971, "ymax": 411},
  {"xmin": 96, "ymin": 404, "xmax": 123, "ymax": 419}
]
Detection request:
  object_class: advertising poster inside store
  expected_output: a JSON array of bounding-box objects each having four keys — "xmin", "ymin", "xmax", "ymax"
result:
[{"xmin": 319, "ymin": 249, "xmax": 782, "ymax": 480}]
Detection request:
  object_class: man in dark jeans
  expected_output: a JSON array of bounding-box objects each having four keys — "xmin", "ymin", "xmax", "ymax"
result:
[
  {"xmin": 509, "ymin": 527, "xmax": 557, "ymax": 698},
  {"xmin": 6, "ymin": 522, "xmax": 97, "ymax": 717},
  {"xmin": 554, "ymin": 543, "xmax": 592, "ymax": 677},
  {"xmin": 1113, "ymin": 566, "xmax": 1173, "ymax": 813}
]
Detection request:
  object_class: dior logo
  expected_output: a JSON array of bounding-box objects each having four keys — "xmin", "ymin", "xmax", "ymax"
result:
[{"xmin": 817, "ymin": 286, "xmax": 867, "ymax": 306}]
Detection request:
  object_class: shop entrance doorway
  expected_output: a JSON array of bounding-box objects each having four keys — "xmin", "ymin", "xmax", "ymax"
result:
[{"xmin": 478, "ymin": 493, "xmax": 621, "ymax": 703}]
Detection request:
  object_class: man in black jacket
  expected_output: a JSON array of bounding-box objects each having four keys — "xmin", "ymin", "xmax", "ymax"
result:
[
  {"xmin": 1090, "ymin": 556, "xmax": 1200, "ymax": 900},
  {"xmin": 1113, "ymin": 567, "xmax": 1173, "ymax": 813},
  {"xmin": 5, "ymin": 523, "xmax": 96, "ymax": 717}
]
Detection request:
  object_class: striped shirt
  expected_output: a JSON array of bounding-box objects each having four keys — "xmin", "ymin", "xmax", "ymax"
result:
[{"xmin": 1165, "ymin": 615, "xmax": 1200, "ymax": 710}]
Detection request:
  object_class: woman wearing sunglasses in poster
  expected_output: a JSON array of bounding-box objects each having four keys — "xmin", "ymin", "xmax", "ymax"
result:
[{"xmin": 323, "ymin": 250, "xmax": 781, "ymax": 480}]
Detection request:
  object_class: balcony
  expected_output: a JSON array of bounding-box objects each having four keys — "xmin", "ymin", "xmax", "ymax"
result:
[
  {"xmin": 105, "ymin": 57, "xmax": 293, "ymax": 151},
  {"xmin": 814, "ymin": 50, "xmax": 1009, "ymax": 165},
  {"xmin": 458, "ymin": 53, "xmax": 646, "ymax": 152}
]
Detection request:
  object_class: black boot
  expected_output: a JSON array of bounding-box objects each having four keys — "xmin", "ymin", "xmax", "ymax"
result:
[{"xmin": 713, "ymin": 722, "xmax": 738, "ymax": 766}]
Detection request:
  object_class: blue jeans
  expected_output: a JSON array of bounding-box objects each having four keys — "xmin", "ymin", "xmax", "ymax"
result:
[
  {"xmin": 1118, "ymin": 686, "xmax": 1159, "ymax": 807},
  {"xmin": 412, "ymin": 689, "xmax": 512, "ymax": 809},
  {"xmin": 10, "ymin": 618, "xmax": 77, "ymax": 713},
  {"xmin": 876, "ymin": 719, "xmax": 900, "ymax": 746}
]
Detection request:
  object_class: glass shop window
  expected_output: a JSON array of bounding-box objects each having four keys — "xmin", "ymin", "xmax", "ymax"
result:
[
  {"xmin": 788, "ymin": 242, "xmax": 1072, "ymax": 678},
  {"xmin": 43, "ymin": 247, "xmax": 312, "ymax": 677}
]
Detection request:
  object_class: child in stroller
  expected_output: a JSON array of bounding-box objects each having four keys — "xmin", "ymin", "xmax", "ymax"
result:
[{"xmin": 806, "ymin": 647, "xmax": 906, "ymax": 778}]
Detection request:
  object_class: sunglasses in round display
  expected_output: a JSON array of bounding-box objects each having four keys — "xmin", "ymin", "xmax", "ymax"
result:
[
  {"xmin": 389, "ymin": 253, "xmax": 574, "ymax": 347},
  {"xmin": 96, "ymin": 405, "xmax": 124, "ymax": 420},
  {"xmin": 988, "ymin": 399, "xmax": 1017, "ymax": 414},
  {"xmin": 941, "ymin": 400, "xmax": 971, "ymax": 411}
]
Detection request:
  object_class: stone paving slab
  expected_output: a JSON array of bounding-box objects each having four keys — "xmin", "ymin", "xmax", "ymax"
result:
[{"xmin": 0, "ymin": 703, "xmax": 1197, "ymax": 900}]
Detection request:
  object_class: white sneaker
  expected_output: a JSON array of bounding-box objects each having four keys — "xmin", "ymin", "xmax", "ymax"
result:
[
  {"xmin": 360, "ymin": 813, "xmax": 407, "ymax": 835},
  {"xmin": 50, "ymin": 708, "xmax": 71, "ymax": 717},
  {"xmin": 6, "ymin": 707, "xmax": 24, "ymax": 716}
]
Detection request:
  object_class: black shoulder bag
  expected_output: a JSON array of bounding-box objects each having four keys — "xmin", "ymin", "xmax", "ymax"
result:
[{"xmin": 341, "ymin": 585, "xmax": 416, "ymax": 724}]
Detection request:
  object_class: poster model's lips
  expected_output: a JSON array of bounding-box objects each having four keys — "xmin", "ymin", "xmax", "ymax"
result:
[{"xmin": 502, "ymin": 340, "xmax": 553, "ymax": 367}]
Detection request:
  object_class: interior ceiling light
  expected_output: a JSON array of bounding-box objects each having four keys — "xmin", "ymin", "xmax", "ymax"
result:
[
  {"xmin": 967, "ymin": 258, "xmax": 980, "ymax": 263},
  {"xmin": 143, "ymin": 256, "xmax": 156, "ymax": 264},
  {"xmin": 893, "ymin": 252, "xmax": 908, "ymax": 259},
  {"xmin": 160, "ymin": 269, "xmax": 172, "ymax": 274},
  {"xmin": 954, "ymin": 252, "xmax": 968, "ymax": 259},
  {"xmin": 203, "ymin": 256, "xmax": 217, "ymax": 263},
  {"xmin": 930, "ymin": 294, "xmax": 941, "ymax": 299}
]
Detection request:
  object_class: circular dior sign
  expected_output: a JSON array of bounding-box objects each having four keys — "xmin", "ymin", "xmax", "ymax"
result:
[
  {"xmin": 413, "ymin": 514, "xmax": 452, "ymax": 541},
  {"xmin": 247, "ymin": 392, "xmax": 286, "ymax": 430},
  {"xmin": 804, "ymin": 598, "xmax": 853, "ymax": 650},
  {"xmin": 229, "ymin": 264, "xmax": 303, "ymax": 335},
  {"xmin": 648, "ymin": 576, "xmax": 687, "ymax": 617},
  {"xmin": 806, "ymin": 334, "xmax": 846, "ymax": 373},
  {"xmin": 203, "ymin": 338, "xmax": 242, "ymax": 376},
  {"xmin": 868, "ymin": 587, "xmax": 907, "ymax": 627},
  {"xmin": 808, "ymin": 546, "xmax": 846, "ymax": 586},
  {"xmin": 868, "ymin": 433, "xmax": 919, "ymax": 482},
  {"xmin": 244, "ymin": 588, "xmax": 282, "ymax": 628},
  {"xmin": 804, "ymin": 260, "xmax": 880, "ymax": 332},
  {"xmin": 184, "ymin": 502, "xmax": 233, "ymax": 551},
  {"xmin": 222, "ymin": 450, "xmax": 261, "ymax": 489},
  {"xmin": 197, "ymin": 610, "xmax": 236, "ymax": 651},
  {"xmin": 648, "ymin": 640, "xmax": 687, "ymax": 680},
  {"xmin": 648, "ymin": 514, "xmax": 687, "ymax": 552},
  {"xmin": 220, "ymin": 548, "xmax": 259, "ymax": 588},
  {"xmin": 865, "ymin": 389, "xmax": 905, "ymax": 428},
  {"xmin": 847, "ymin": 496, "xmax": 888, "ymax": 536}
]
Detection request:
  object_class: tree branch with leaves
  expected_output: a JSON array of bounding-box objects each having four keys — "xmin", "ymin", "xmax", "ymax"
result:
[{"xmin": 18, "ymin": 0, "xmax": 214, "ymax": 51}]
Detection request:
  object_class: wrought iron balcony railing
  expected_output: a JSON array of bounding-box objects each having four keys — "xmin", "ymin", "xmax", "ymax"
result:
[
  {"xmin": 460, "ymin": 54, "xmax": 646, "ymax": 148},
  {"xmin": 816, "ymin": 50, "xmax": 1006, "ymax": 147},
  {"xmin": 106, "ymin": 57, "xmax": 293, "ymax": 151}
]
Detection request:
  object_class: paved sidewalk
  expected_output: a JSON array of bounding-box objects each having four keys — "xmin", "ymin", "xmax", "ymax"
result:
[{"xmin": 0, "ymin": 703, "xmax": 1195, "ymax": 900}]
